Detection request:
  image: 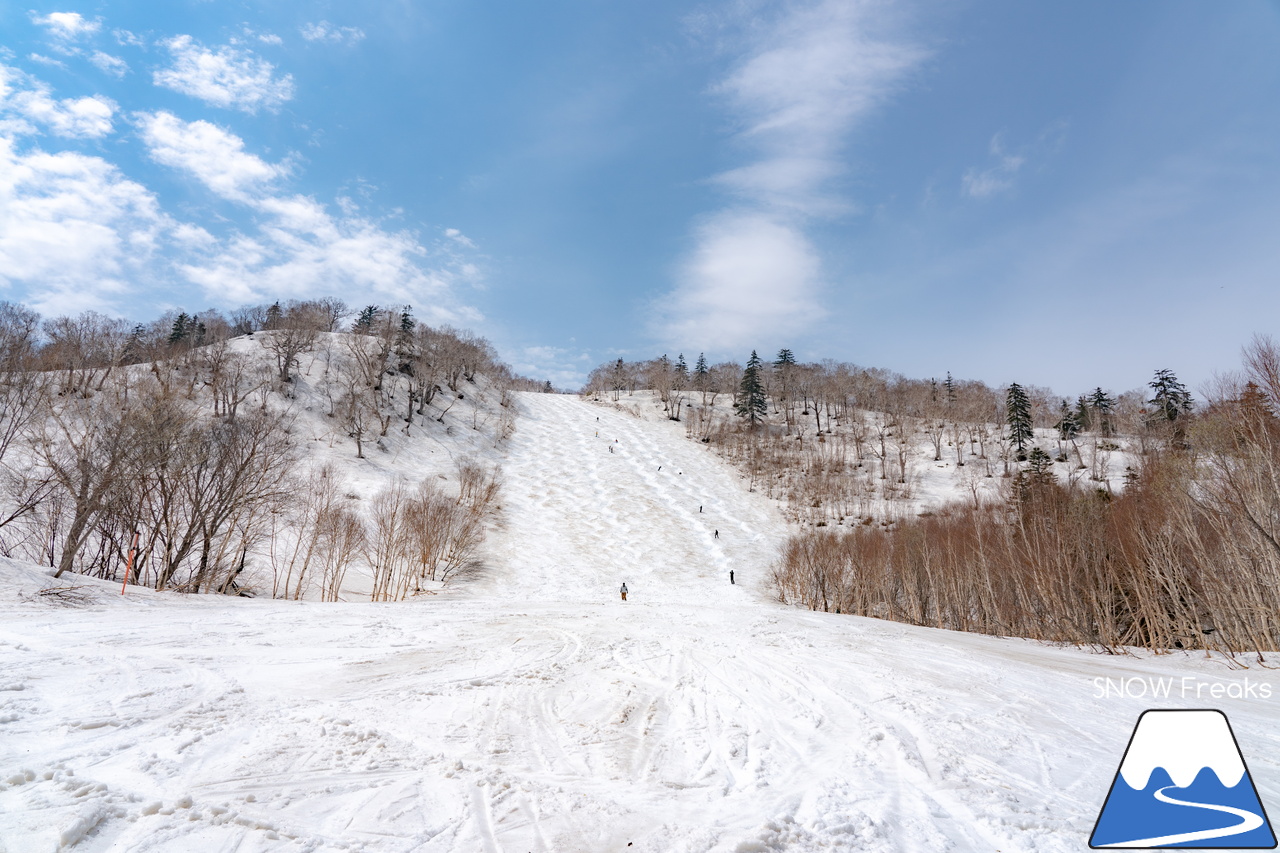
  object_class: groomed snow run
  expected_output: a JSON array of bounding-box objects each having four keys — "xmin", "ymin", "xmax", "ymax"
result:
[{"xmin": 2, "ymin": 392, "xmax": 1277, "ymax": 852}]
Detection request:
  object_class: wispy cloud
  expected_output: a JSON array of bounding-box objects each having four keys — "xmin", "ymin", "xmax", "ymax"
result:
[
  {"xmin": 962, "ymin": 133, "xmax": 1025, "ymax": 198},
  {"xmin": 113, "ymin": 29, "xmax": 145, "ymax": 48},
  {"xmin": 30, "ymin": 11, "xmax": 101, "ymax": 42},
  {"xmin": 444, "ymin": 227, "xmax": 477, "ymax": 248},
  {"xmin": 300, "ymin": 22, "xmax": 366, "ymax": 46},
  {"xmin": 136, "ymin": 111, "xmax": 289, "ymax": 201},
  {"xmin": 89, "ymin": 50, "xmax": 129, "ymax": 78},
  {"xmin": 27, "ymin": 54, "xmax": 67, "ymax": 70},
  {"xmin": 656, "ymin": 0, "xmax": 926, "ymax": 354},
  {"xmin": 961, "ymin": 124, "xmax": 1066, "ymax": 199},
  {"xmin": 709, "ymin": 0, "xmax": 926, "ymax": 215},
  {"xmin": 0, "ymin": 64, "xmax": 115, "ymax": 138},
  {"xmin": 154, "ymin": 35, "xmax": 294, "ymax": 113}
]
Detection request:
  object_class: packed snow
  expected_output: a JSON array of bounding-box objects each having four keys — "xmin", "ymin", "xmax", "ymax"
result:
[{"xmin": 2, "ymin": 392, "xmax": 1278, "ymax": 852}]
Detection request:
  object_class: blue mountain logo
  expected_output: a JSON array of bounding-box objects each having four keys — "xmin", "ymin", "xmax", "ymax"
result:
[{"xmin": 1091, "ymin": 709, "xmax": 1276, "ymax": 848}]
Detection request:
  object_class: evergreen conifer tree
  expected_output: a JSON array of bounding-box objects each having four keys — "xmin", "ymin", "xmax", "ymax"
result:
[
  {"xmin": 944, "ymin": 372, "xmax": 956, "ymax": 409},
  {"xmin": 1147, "ymin": 368, "xmax": 1193, "ymax": 425},
  {"xmin": 694, "ymin": 353, "xmax": 708, "ymax": 383},
  {"xmin": 1006, "ymin": 382, "xmax": 1033, "ymax": 455},
  {"xmin": 265, "ymin": 301, "xmax": 283, "ymax": 330},
  {"xmin": 1055, "ymin": 399, "xmax": 1080, "ymax": 441},
  {"xmin": 1075, "ymin": 394, "xmax": 1093, "ymax": 433},
  {"xmin": 354, "ymin": 305, "xmax": 378, "ymax": 333},
  {"xmin": 1240, "ymin": 381, "xmax": 1273, "ymax": 415},
  {"xmin": 169, "ymin": 312, "xmax": 191, "ymax": 346},
  {"xmin": 694, "ymin": 353, "xmax": 710, "ymax": 403},
  {"xmin": 1013, "ymin": 447, "xmax": 1056, "ymax": 509},
  {"xmin": 1089, "ymin": 387, "xmax": 1114, "ymax": 436},
  {"xmin": 123, "ymin": 323, "xmax": 147, "ymax": 363},
  {"xmin": 772, "ymin": 348, "xmax": 796, "ymax": 417},
  {"xmin": 736, "ymin": 350, "xmax": 768, "ymax": 426},
  {"xmin": 1025, "ymin": 447, "xmax": 1054, "ymax": 484}
]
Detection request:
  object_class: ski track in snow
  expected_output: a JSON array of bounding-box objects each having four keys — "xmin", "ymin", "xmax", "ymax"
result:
[{"xmin": 1, "ymin": 392, "xmax": 1278, "ymax": 852}]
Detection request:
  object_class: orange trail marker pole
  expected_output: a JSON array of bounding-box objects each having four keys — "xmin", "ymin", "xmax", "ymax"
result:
[{"xmin": 120, "ymin": 531, "xmax": 139, "ymax": 595}]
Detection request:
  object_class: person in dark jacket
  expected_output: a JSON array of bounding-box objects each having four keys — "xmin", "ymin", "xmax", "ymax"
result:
[
  {"xmin": 620, "ymin": 582, "xmax": 628, "ymax": 602},
  {"xmin": 730, "ymin": 570, "xmax": 735, "ymax": 584}
]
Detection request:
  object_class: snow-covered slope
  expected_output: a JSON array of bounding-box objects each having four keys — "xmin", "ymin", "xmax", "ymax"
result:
[
  {"xmin": 471, "ymin": 393, "xmax": 785, "ymax": 604},
  {"xmin": 1, "ymin": 392, "xmax": 1276, "ymax": 852}
]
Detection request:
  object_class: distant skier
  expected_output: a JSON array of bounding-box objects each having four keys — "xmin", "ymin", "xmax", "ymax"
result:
[
  {"xmin": 609, "ymin": 445, "xmax": 614, "ymax": 453},
  {"xmin": 714, "ymin": 530, "xmax": 719, "ymax": 540},
  {"xmin": 699, "ymin": 505, "xmax": 703, "ymax": 513},
  {"xmin": 620, "ymin": 582, "xmax": 628, "ymax": 602},
  {"xmin": 730, "ymin": 570, "xmax": 735, "ymax": 585},
  {"xmin": 658, "ymin": 466, "xmax": 662, "ymax": 471}
]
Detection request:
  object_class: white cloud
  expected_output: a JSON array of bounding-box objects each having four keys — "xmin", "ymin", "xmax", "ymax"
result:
[
  {"xmin": 172, "ymin": 222, "xmax": 216, "ymax": 249},
  {"xmin": 114, "ymin": 29, "xmax": 145, "ymax": 48},
  {"xmin": 0, "ymin": 136, "xmax": 166, "ymax": 314},
  {"xmin": 24, "ymin": 93, "xmax": 113, "ymax": 138},
  {"xmin": 300, "ymin": 21, "xmax": 366, "ymax": 45},
  {"xmin": 31, "ymin": 12, "xmax": 101, "ymax": 41},
  {"xmin": 258, "ymin": 33, "xmax": 284, "ymax": 46},
  {"xmin": 0, "ymin": 57, "xmax": 478, "ymax": 325},
  {"xmin": 137, "ymin": 111, "xmax": 288, "ymax": 201},
  {"xmin": 27, "ymin": 53, "xmax": 67, "ymax": 70},
  {"xmin": 445, "ymin": 227, "xmax": 477, "ymax": 248},
  {"xmin": 708, "ymin": 0, "xmax": 926, "ymax": 214},
  {"xmin": 962, "ymin": 134, "xmax": 1025, "ymax": 198},
  {"xmin": 658, "ymin": 0, "xmax": 923, "ymax": 351},
  {"xmin": 154, "ymin": 35, "xmax": 294, "ymax": 113},
  {"xmin": 89, "ymin": 51, "xmax": 129, "ymax": 78},
  {"xmin": 511, "ymin": 345, "xmax": 594, "ymax": 389},
  {"xmin": 661, "ymin": 210, "xmax": 824, "ymax": 353},
  {"xmin": 180, "ymin": 195, "xmax": 482, "ymax": 324},
  {"xmin": 132, "ymin": 116, "xmax": 482, "ymax": 318},
  {"xmin": 713, "ymin": 156, "xmax": 846, "ymax": 216},
  {"xmin": 0, "ymin": 64, "xmax": 115, "ymax": 138}
]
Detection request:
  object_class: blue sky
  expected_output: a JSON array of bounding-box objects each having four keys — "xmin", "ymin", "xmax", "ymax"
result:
[{"xmin": 2, "ymin": 1, "xmax": 1278, "ymax": 396}]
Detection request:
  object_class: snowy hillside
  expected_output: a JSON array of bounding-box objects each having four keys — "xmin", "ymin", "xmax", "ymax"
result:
[
  {"xmin": 591, "ymin": 388, "xmax": 1142, "ymax": 526},
  {"xmin": 2, "ymin": 392, "xmax": 1278, "ymax": 852}
]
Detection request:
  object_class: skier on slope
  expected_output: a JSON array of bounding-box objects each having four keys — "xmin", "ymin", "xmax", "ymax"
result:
[
  {"xmin": 730, "ymin": 570, "xmax": 735, "ymax": 585},
  {"xmin": 620, "ymin": 582, "xmax": 628, "ymax": 602}
]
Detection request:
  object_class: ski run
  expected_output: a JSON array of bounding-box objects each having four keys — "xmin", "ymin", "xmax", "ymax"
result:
[{"xmin": 2, "ymin": 391, "xmax": 1278, "ymax": 852}]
